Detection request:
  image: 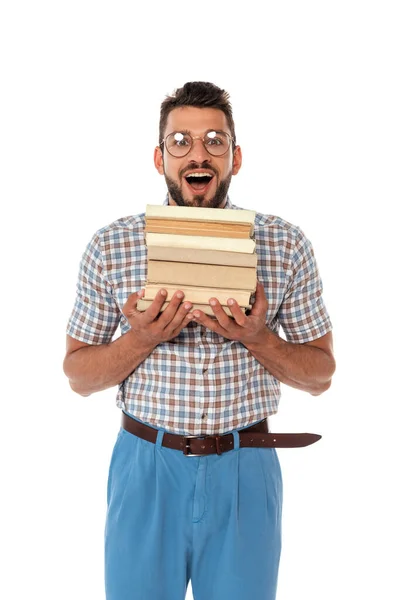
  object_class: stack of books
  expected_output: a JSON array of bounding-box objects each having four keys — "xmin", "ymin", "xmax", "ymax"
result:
[{"xmin": 137, "ymin": 204, "xmax": 258, "ymax": 317}]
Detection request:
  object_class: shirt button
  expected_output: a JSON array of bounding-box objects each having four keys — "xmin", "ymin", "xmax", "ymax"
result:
[{"xmin": 201, "ymin": 413, "xmax": 208, "ymax": 419}]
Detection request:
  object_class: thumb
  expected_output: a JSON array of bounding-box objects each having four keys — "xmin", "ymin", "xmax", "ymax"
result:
[
  {"xmin": 249, "ymin": 282, "xmax": 268, "ymax": 317},
  {"xmin": 123, "ymin": 288, "xmax": 145, "ymax": 316},
  {"xmin": 130, "ymin": 287, "xmax": 146, "ymax": 303}
]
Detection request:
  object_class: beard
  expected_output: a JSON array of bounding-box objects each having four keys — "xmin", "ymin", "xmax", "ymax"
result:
[{"xmin": 164, "ymin": 171, "xmax": 233, "ymax": 208}]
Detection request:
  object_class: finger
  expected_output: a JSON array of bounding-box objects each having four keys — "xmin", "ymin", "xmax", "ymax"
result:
[
  {"xmin": 127, "ymin": 288, "xmax": 145, "ymax": 304},
  {"xmin": 192, "ymin": 307, "xmax": 223, "ymax": 334},
  {"xmin": 122, "ymin": 288, "xmax": 145, "ymax": 316},
  {"xmin": 155, "ymin": 289, "xmax": 193, "ymax": 326},
  {"xmin": 226, "ymin": 298, "xmax": 247, "ymax": 326},
  {"xmin": 140, "ymin": 288, "xmax": 170, "ymax": 323},
  {"xmin": 208, "ymin": 298, "xmax": 235, "ymax": 329},
  {"xmin": 161, "ymin": 294, "xmax": 194, "ymax": 330},
  {"xmin": 170, "ymin": 308, "xmax": 195, "ymax": 336},
  {"xmin": 249, "ymin": 282, "xmax": 268, "ymax": 317}
]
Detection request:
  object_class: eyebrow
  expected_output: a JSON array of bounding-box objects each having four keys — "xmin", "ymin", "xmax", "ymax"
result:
[{"xmin": 170, "ymin": 128, "xmax": 226, "ymax": 136}]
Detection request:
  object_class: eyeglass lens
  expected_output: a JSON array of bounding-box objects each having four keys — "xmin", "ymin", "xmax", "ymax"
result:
[{"xmin": 165, "ymin": 131, "xmax": 231, "ymax": 157}]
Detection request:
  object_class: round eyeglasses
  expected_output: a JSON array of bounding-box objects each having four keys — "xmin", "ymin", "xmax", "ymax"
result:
[{"xmin": 160, "ymin": 130, "xmax": 234, "ymax": 158}]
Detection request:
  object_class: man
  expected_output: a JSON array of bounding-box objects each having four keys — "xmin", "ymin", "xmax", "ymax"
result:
[{"xmin": 64, "ymin": 81, "xmax": 335, "ymax": 600}]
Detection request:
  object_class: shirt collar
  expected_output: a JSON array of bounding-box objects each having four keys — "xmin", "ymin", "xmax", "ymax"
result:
[{"xmin": 163, "ymin": 195, "xmax": 232, "ymax": 209}]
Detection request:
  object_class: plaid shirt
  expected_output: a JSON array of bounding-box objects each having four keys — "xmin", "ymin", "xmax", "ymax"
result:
[{"xmin": 66, "ymin": 197, "xmax": 332, "ymax": 435}]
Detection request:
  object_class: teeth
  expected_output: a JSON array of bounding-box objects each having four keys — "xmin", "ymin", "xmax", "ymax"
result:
[{"xmin": 185, "ymin": 172, "xmax": 213, "ymax": 178}]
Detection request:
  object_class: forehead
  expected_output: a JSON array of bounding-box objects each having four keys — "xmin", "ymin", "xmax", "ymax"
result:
[{"xmin": 165, "ymin": 106, "xmax": 229, "ymax": 136}]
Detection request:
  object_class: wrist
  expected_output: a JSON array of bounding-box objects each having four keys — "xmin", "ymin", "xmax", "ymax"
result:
[
  {"xmin": 244, "ymin": 326, "xmax": 281, "ymax": 352},
  {"xmin": 124, "ymin": 328, "xmax": 158, "ymax": 354}
]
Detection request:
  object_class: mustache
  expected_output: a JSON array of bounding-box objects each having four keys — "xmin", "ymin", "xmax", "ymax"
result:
[{"xmin": 179, "ymin": 163, "xmax": 218, "ymax": 178}]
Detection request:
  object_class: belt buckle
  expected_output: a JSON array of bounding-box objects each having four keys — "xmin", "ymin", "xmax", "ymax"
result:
[
  {"xmin": 182, "ymin": 434, "xmax": 223, "ymax": 456},
  {"xmin": 182, "ymin": 435, "xmax": 205, "ymax": 457}
]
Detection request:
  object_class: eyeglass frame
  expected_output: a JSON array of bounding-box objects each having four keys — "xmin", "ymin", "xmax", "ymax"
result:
[{"xmin": 160, "ymin": 129, "xmax": 236, "ymax": 158}]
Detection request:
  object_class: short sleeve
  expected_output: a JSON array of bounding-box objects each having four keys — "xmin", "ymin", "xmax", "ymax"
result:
[
  {"xmin": 66, "ymin": 232, "xmax": 121, "ymax": 344},
  {"xmin": 278, "ymin": 228, "xmax": 332, "ymax": 343}
]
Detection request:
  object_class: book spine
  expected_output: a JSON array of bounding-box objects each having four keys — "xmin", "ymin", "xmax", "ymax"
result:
[
  {"xmin": 147, "ymin": 261, "xmax": 257, "ymax": 291},
  {"xmin": 143, "ymin": 284, "xmax": 251, "ymax": 305},
  {"xmin": 147, "ymin": 245, "xmax": 258, "ymax": 267},
  {"xmin": 145, "ymin": 221, "xmax": 250, "ymax": 238},
  {"xmin": 145, "ymin": 204, "xmax": 256, "ymax": 231},
  {"xmin": 146, "ymin": 233, "xmax": 256, "ymax": 253}
]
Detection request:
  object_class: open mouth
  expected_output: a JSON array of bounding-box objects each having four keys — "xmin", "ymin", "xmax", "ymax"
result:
[{"xmin": 184, "ymin": 172, "xmax": 215, "ymax": 193}]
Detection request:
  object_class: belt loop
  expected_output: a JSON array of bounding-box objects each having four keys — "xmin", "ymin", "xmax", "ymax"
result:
[
  {"xmin": 232, "ymin": 430, "xmax": 240, "ymax": 451},
  {"xmin": 156, "ymin": 429, "xmax": 165, "ymax": 448}
]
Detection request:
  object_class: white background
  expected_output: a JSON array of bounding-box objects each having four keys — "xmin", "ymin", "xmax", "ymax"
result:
[{"xmin": 1, "ymin": 1, "xmax": 399, "ymax": 599}]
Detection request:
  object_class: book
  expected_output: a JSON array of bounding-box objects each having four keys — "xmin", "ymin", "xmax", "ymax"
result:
[
  {"xmin": 147, "ymin": 245, "xmax": 257, "ymax": 267},
  {"xmin": 145, "ymin": 204, "xmax": 256, "ymax": 235},
  {"xmin": 147, "ymin": 260, "xmax": 257, "ymax": 291},
  {"xmin": 142, "ymin": 284, "xmax": 252, "ymax": 306},
  {"xmin": 137, "ymin": 204, "xmax": 258, "ymax": 319},
  {"xmin": 145, "ymin": 233, "xmax": 256, "ymax": 254},
  {"xmin": 145, "ymin": 218, "xmax": 251, "ymax": 238},
  {"xmin": 136, "ymin": 299, "xmax": 250, "ymax": 318}
]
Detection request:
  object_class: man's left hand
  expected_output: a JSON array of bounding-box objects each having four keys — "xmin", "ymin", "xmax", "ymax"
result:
[{"xmin": 190, "ymin": 281, "xmax": 268, "ymax": 345}]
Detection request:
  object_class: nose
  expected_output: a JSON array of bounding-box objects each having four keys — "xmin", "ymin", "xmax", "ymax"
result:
[{"xmin": 188, "ymin": 137, "xmax": 210, "ymax": 162}]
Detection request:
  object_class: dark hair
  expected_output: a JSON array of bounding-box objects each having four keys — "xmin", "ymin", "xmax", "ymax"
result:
[{"xmin": 159, "ymin": 81, "xmax": 236, "ymax": 147}]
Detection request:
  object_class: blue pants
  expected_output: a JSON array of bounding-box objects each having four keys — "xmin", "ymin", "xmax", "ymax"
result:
[{"xmin": 104, "ymin": 413, "xmax": 283, "ymax": 600}]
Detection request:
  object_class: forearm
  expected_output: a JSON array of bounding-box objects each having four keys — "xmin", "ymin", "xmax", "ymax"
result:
[
  {"xmin": 244, "ymin": 327, "xmax": 335, "ymax": 395},
  {"xmin": 63, "ymin": 330, "xmax": 157, "ymax": 396}
]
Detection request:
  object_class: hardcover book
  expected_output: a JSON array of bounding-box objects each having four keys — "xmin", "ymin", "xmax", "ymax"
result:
[
  {"xmin": 145, "ymin": 233, "xmax": 256, "ymax": 254},
  {"xmin": 145, "ymin": 204, "xmax": 256, "ymax": 235},
  {"xmin": 147, "ymin": 260, "xmax": 257, "ymax": 291},
  {"xmin": 136, "ymin": 299, "xmax": 249, "ymax": 318},
  {"xmin": 142, "ymin": 284, "xmax": 252, "ymax": 307},
  {"xmin": 145, "ymin": 218, "xmax": 251, "ymax": 238},
  {"xmin": 147, "ymin": 245, "xmax": 257, "ymax": 267}
]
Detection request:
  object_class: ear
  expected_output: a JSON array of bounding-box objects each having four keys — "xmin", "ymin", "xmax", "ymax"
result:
[
  {"xmin": 232, "ymin": 145, "xmax": 242, "ymax": 175},
  {"xmin": 154, "ymin": 146, "xmax": 164, "ymax": 175}
]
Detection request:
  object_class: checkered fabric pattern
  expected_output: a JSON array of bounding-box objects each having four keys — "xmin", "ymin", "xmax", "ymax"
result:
[{"xmin": 66, "ymin": 197, "xmax": 332, "ymax": 435}]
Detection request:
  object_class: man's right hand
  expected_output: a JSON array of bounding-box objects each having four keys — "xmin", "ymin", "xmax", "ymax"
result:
[{"xmin": 122, "ymin": 288, "xmax": 194, "ymax": 347}]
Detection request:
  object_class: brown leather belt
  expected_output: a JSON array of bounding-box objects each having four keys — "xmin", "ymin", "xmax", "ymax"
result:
[{"xmin": 121, "ymin": 412, "xmax": 321, "ymax": 456}]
